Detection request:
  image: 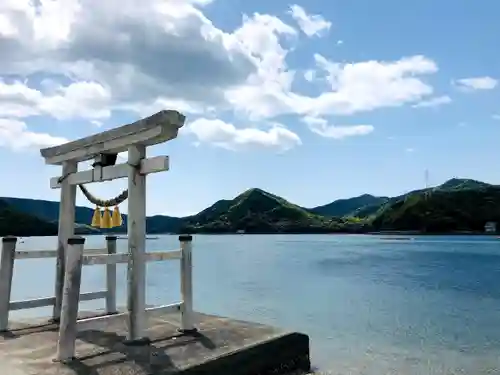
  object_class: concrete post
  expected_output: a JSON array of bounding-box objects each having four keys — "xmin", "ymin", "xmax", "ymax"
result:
[
  {"xmin": 105, "ymin": 236, "xmax": 117, "ymax": 315},
  {"xmin": 179, "ymin": 235, "xmax": 196, "ymax": 333},
  {"xmin": 125, "ymin": 144, "xmax": 148, "ymax": 344},
  {"xmin": 53, "ymin": 160, "xmax": 77, "ymax": 323},
  {"xmin": 0, "ymin": 237, "xmax": 17, "ymax": 331},
  {"xmin": 56, "ymin": 236, "xmax": 85, "ymax": 362}
]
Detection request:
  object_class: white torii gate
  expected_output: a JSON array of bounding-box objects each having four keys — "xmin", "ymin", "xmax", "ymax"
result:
[{"xmin": 39, "ymin": 110, "xmax": 190, "ymax": 357}]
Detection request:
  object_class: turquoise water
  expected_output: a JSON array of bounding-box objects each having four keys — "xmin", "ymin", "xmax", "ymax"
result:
[{"xmin": 10, "ymin": 234, "xmax": 500, "ymax": 374}]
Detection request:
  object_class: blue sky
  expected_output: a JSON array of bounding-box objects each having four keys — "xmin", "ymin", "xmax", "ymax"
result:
[{"xmin": 0, "ymin": 0, "xmax": 499, "ymax": 216}]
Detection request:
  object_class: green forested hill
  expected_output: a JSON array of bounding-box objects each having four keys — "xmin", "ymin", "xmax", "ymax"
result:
[
  {"xmin": 311, "ymin": 178, "xmax": 495, "ymax": 220},
  {"xmin": 308, "ymin": 194, "xmax": 389, "ymax": 217},
  {"xmin": 1, "ymin": 178, "xmax": 499, "ymax": 236},
  {"xmin": 370, "ymin": 185, "xmax": 500, "ymax": 233},
  {"xmin": 0, "ymin": 199, "xmax": 58, "ymax": 236},
  {"xmin": 180, "ymin": 188, "xmax": 358, "ymax": 233},
  {"xmin": 1, "ymin": 197, "xmax": 182, "ymax": 235}
]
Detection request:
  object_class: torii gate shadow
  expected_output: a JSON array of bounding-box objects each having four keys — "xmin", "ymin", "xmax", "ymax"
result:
[{"xmin": 67, "ymin": 329, "xmax": 216, "ymax": 375}]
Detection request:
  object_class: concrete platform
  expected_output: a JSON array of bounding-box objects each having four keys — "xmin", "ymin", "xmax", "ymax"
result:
[{"xmin": 0, "ymin": 311, "xmax": 311, "ymax": 375}]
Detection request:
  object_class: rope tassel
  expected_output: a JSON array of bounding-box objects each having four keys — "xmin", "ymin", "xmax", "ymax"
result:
[
  {"xmin": 112, "ymin": 205, "xmax": 123, "ymax": 227},
  {"xmin": 101, "ymin": 207, "xmax": 112, "ymax": 229},
  {"xmin": 78, "ymin": 184, "xmax": 128, "ymax": 230},
  {"xmin": 91, "ymin": 206, "xmax": 102, "ymax": 227}
]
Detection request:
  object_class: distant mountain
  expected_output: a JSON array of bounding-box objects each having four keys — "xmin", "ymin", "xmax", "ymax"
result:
[
  {"xmin": 395, "ymin": 178, "xmax": 494, "ymax": 200},
  {"xmin": 434, "ymin": 178, "xmax": 492, "ymax": 192},
  {"xmin": 308, "ymin": 194, "xmax": 389, "ymax": 217},
  {"xmin": 146, "ymin": 215, "xmax": 183, "ymax": 234},
  {"xmin": 1, "ymin": 177, "xmax": 499, "ymax": 236},
  {"xmin": 1, "ymin": 197, "xmax": 182, "ymax": 235},
  {"xmin": 371, "ymin": 185, "xmax": 500, "ymax": 233},
  {"xmin": 0, "ymin": 199, "xmax": 58, "ymax": 237},
  {"xmin": 180, "ymin": 188, "xmax": 357, "ymax": 233},
  {"xmin": 164, "ymin": 178, "xmax": 500, "ymax": 234},
  {"xmin": 310, "ymin": 178, "xmax": 496, "ymax": 221},
  {"xmin": 1, "ymin": 197, "xmax": 96, "ymax": 225}
]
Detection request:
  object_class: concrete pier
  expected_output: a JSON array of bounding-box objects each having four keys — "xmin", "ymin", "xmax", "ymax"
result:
[
  {"xmin": 0, "ymin": 112, "xmax": 312, "ymax": 374},
  {"xmin": 0, "ymin": 311, "xmax": 311, "ymax": 375}
]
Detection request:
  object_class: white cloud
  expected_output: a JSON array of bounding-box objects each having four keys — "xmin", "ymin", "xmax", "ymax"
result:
[
  {"xmin": 413, "ymin": 95, "xmax": 451, "ymax": 108},
  {"xmin": 288, "ymin": 5, "xmax": 331, "ymax": 37},
  {"xmin": 0, "ymin": 0, "xmax": 257, "ymax": 109},
  {"xmin": 0, "ymin": 118, "xmax": 67, "ymax": 151},
  {"xmin": 492, "ymin": 114, "xmax": 500, "ymax": 121},
  {"xmin": 0, "ymin": 80, "xmax": 111, "ymax": 120},
  {"xmin": 185, "ymin": 118, "xmax": 301, "ymax": 151},
  {"xmin": 454, "ymin": 76, "xmax": 498, "ymax": 91},
  {"xmin": 302, "ymin": 116, "xmax": 374, "ymax": 139},
  {"xmin": 123, "ymin": 97, "xmax": 208, "ymax": 119},
  {"xmin": 405, "ymin": 147, "xmax": 415, "ymax": 153},
  {"xmin": 0, "ymin": 0, "xmax": 443, "ymax": 149},
  {"xmin": 0, "ymin": 12, "xmax": 17, "ymax": 37},
  {"xmin": 300, "ymin": 54, "xmax": 438, "ymax": 116},
  {"xmin": 227, "ymin": 53, "xmax": 439, "ymax": 121}
]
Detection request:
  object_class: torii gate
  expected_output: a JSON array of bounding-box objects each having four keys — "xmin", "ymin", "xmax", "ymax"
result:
[{"xmin": 39, "ymin": 110, "xmax": 190, "ymax": 357}]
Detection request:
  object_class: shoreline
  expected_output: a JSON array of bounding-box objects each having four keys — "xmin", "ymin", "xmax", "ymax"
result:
[{"xmin": 6, "ymin": 231, "xmax": 499, "ymax": 238}]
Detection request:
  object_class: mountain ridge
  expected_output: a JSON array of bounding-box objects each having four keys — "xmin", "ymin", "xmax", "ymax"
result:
[
  {"xmin": 0, "ymin": 199, "xmax": 59, "ymax": 237},
  {"xmin": 308, "ymin": 194, "xmax": 390, "ymax": 217},
  {"xmin": 308, "ymin": 178, "xmax": 496, "ymax": 220},
  {"xmin": 1, "ymin": 178, "xmax": 498, "ymax": 236},
  {"xmin": 181, "ymin": 187, "xmax": 354, "ymax": 233},
  {"xmin": 371, "ymin": 184, "xmax": 500, "ymax": 232}
]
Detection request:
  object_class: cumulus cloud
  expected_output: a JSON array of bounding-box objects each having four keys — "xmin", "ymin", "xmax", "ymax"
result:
[
  {"xmin": 0, "ymin": 79, "xmax": 111, "ymax": 119},
  {"xmin": 0, "ymin": 0, "xmax": 256, "ymax": 105},
  {"xmin": 300, "ymin": 54, "xmax": 438, "ymax": 116},
  {"xmin": 227, "ymin": 53, "xmax": 439, "ymax": 121},
  {"xmin": 185, "ymin": 118, "xmax": 301, "ymax": 151},
  {"xmin": 288, "ymin": 5, "xmax": 331, "ymax": 37},
  {"xmin": 0, "ymin": 118, "xmax": 67, "ymax": 151},
  {"xmin": 0, "ymin": 0, "xmax": 444, "ymax": 150},
  {"xmin": 454, "ymin": 76, "xmax": 498, "ymax": 91},
  {"xmin": 302, "ymin": 116, "xmax": 374, "ymax": 139}
]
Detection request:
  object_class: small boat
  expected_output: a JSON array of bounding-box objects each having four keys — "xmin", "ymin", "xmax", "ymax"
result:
[{"xmin": 381, "ymin": 237, "xmax": 414, "ymax": 241}]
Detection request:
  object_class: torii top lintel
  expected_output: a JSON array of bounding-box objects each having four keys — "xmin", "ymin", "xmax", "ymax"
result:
[{"xmin": 40, "ymin": 110, "xmax": 186, "ymax": 165}]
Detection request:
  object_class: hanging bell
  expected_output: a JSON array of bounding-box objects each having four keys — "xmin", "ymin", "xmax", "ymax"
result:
[
  {"xmin": 101, "ymin": 207, "xmax": 112, "ymax": 229},
  {"xmin": 111, "ymin": 205, "xmax": 122, "ymax": 227},
  {"xmin": 91, "ymin": 206, "xmax": 102, "ymax": 227}
]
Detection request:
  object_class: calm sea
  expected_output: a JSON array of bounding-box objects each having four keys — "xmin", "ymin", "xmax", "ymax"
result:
[{"xmin": 10, "ymin": 234, "xmax": 500, "ymax": 374}]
